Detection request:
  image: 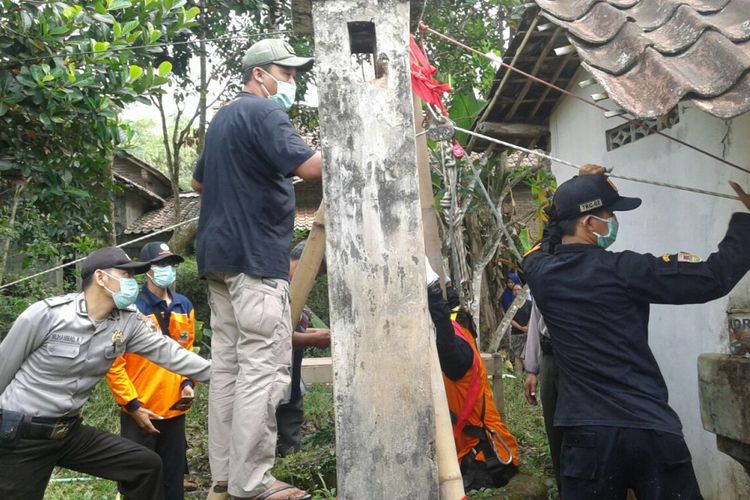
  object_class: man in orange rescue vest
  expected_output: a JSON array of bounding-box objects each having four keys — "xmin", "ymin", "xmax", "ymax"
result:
[
  {"xmin": 107, "ymin": 242, "xmax": 196, "ymax": 500},
  {"xmin": 425, "ymin": 263, "xmax": 520, "ymax": 491}
]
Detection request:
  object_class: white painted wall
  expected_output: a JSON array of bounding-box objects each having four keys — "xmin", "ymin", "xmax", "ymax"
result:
[{"xmin": 548, "ymin": 70, "xmax": 750, "ymax": 499}]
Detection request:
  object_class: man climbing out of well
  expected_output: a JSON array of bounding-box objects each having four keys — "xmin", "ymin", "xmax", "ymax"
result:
[
  {"xmin": 425, "ymin": 262, "xmax": 520, "ymax": 491},
  {"xmin": 106, "ymin": 241, "xmax": 196, "ymax": 500},
  {"xmin": 522, "ymin": 165, "xmax": 750, "ymax": 498}
]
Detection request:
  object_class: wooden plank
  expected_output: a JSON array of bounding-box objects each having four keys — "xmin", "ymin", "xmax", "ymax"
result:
[
  {"xmin": 301, "ymin": 353, "xmax": 502, "ymax": 384},
  {"xmin": 415, "ymin": 94, "xmax": 465, "ymax": 499},
  {"xmin": 289, "ymin": 202, "xmax": 326, "ymax": 331}
]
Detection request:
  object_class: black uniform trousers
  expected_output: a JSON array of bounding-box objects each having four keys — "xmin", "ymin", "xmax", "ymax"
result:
[
  {"xmin": 121, "ymin": 412, "xmax": 187, "ymax": 500},
  {"xmin": 0, "ymin": 419, "xmax": 163, "ymax": 500},
  {"xmin": 276, "ymin": 396, "xmax": 304, "ymax": 457},
  {"xmin": 538, "ymin": 349, "xmax": 561, "ymax": 488},
  {"xmin": 559, "ymin": 426, "xmax": 703, "ymax": 500}
]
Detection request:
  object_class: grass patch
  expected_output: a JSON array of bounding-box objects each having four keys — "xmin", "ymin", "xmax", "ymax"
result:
[{"xmin": 44, "ymin": 365, "xmax": 555, "ymax": 499}]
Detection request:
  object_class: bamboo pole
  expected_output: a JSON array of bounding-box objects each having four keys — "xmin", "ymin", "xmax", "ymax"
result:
[
  {"xmin": 289, "ymin": 202, "xmax": 326, "ymax": 330},
  {"xmin": 415, "ymin": 95, "xmax": 466, "ymax": 500}
]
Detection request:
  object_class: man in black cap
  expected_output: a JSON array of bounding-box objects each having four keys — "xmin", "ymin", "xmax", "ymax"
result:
[
  {"xmin": 522, "ymin": 166, "xmax": 750, "ymax": 499},
  {"xmin": 192, "ymin": 38, "xmax": 319, "ymax": 500},
  {"xmin": 107, "ymin": 242, "xmax": 196, "ymax": 500},
  {"xmin": 0, "ymin": 247, "xmax": 210, "ymax": 500}
]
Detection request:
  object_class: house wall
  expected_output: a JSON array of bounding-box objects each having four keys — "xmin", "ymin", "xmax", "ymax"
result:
[
  {"xmin": 114, "ymin": 191, "xmax": 155, "ymax": 241},
  {"xmin": 548, "ymin": 70, "xmax": 750, "ymax": 498}
]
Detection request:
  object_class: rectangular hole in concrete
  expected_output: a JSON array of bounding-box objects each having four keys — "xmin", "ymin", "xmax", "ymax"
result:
[{"xmin": 347, "ymin": 22, "xmax": 379, "ymax": 81}]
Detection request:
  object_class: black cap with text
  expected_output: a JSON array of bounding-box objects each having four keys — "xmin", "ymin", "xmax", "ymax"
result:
[
  {"xmin": 551, "ymin": 174, "xmax": 642, "ymax": 221},
  {"xmin": 81, "ymin": 247, "xmax": 150, "ymax": 280}
]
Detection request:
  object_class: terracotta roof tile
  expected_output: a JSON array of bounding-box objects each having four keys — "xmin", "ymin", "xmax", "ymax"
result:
[
  {"xmin": 537, "ymin": 0, "xmax": 750, "ymax": 118},
  {"xmin": 125, "ymin": 183, "xmax": 323, "ymax": 235},
  {"xmin": 125, "ymin": 193, "xmax": 200, "ymax": 234}
]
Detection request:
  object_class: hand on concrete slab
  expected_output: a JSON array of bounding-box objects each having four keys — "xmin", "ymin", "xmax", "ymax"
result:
[
  {"xmin": 729, "ymin": 181, "xmax": 750, "ymax": 211},
  {"xmin": 524, "ymin": 373, "xmax": 538, "ymax": 406},
  {"xmin": 130, "ymin": 407, "xmax": 163, "ymax": 435},
  {"xmin": 579, "ymin": 164, "xmax": 607, "ymax": 176}
]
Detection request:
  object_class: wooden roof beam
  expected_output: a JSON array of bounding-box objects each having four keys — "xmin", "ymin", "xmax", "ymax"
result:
[
  {"xmin": 528, "ymin": 51, "xmax": 576, "ymax": 119},
  {"xmin": 506, "ymin": 27, "xmax": 562, "ymax": 119},
  {"xmin": 477, "ymin": 122, "xmax": 549, "ymax": 138},
  {"xmin": 466, "ymin": 15, "xmax": 540, "ymax": 153}
]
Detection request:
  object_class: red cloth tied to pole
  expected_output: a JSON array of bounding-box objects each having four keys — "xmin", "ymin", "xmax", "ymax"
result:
[
  {"xmin": 410, "ymin": 34, "xmax": 451, "ymax": 115},
  {"xmin": 409, "ymin": 34, "xmax": 465, "ymax": 159}
]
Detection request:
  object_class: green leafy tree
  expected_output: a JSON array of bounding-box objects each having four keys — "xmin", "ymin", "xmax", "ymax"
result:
[{"xmin": 0, "ymin": 0, "xmax": 199, "ymax": 275}]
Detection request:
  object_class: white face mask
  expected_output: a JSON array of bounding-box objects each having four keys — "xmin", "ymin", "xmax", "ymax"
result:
[{"xmin": 259, "ymin": 68, "xmax": 296, "ymax": 111}]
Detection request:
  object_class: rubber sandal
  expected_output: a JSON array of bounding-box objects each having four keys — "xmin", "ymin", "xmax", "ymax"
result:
[{"xmin": 254, "ymin": 485, "xmax": 311, "ymax": 500}]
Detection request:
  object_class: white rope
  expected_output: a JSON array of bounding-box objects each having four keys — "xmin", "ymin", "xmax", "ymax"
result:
[
  {"xmin": 0, "ymin": 217, "xmax": 199, "ymax": 291},
  {"xmin": 451, "ymin": 125, "xmax": 741, "ymax": 202}
]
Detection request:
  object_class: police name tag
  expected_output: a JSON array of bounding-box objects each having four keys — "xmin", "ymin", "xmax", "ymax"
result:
[
  {"xmin": 677, "ymin": 252, "xmax": 701, "ymax": 263},
  {"xmin": 579, "ymin": 199, "xmax": 603, "ymax": 212}
]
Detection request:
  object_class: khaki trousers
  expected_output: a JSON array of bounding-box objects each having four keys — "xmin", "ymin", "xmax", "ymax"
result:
[{"xmin": 206, "ymin": 273, "xmax": 292, "ymax": 498}]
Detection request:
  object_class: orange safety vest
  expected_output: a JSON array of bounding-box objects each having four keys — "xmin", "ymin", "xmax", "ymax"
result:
[
  {"xmin": 106, "ymin": 289, "xmax": 196, "ymax": 419},
  {"xmin": 443, "ymin": 320, "xmax": 519, "ymax": 467}
]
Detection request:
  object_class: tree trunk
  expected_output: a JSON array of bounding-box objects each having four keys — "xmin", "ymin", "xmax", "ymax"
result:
[
  {"xmin": 106, "ymin": 155, "xmax": 117, "ymax": 245},
  {"xmin": 0, "ymin": 183, "xmax": 25, "ymax": 285},
  {"xmin": 197, "ymin": 38, "xmax": 208, "ymax": 154},
  {"xmin": 167, "ymin": 220, "xmax": 197, "ymax": 255}
]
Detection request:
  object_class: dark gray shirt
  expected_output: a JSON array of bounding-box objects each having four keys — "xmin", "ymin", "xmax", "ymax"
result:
[{"xmin": 194, "ymin": 92, "xmax": 315, "ymax": 280}]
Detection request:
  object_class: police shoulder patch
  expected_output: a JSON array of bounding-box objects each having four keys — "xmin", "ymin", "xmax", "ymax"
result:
[
  {"xmin": 43, "ymin": 295, "xmax": 76, "ymax": 308},
  {"xmin": 135, "ymin": 312, "xmax": 159, "ymax": 333},
  {"xmin": 677, "ymin": 252, "xmax": 702, "ymax": 263},
  {"xmin": 523, "ymin": 243, "xmax": 542, "ymax": 258}
]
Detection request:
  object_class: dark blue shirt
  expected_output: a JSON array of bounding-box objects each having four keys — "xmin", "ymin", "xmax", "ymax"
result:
[
  {"xmin": 136, "ymin": 286, "xmax": 193, "ymax": 337},
  {"xmin": 522, "ymin": 213, "xmax": 750, "ymax": 435},
  {"xmin": 194, "ymin": 92, "xmax": 315, "ymax": 279}
]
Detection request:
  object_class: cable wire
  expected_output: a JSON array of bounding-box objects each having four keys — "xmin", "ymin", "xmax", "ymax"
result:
[
  {"xmin": 451, "ymin": 123, "xmax": 740, "ymax": 201},
  {"xmin": 0, "ymin": 217, "xmax": 199, "ymax": 291},
  {"xmin": 418, "ymin": 23, "xmax": 750, "ymax": 176}
]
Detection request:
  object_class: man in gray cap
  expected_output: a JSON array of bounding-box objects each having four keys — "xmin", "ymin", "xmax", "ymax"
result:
[
  {"xmin": 0, "ymin": 247, "xmax": 210, "ymax": 500},
  {"xmin": 192, "ymin": 38, "xmax": 319, "ymax": 500}
]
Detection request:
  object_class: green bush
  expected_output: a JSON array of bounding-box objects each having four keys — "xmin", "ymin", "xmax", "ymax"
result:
[
  {"xmin": 175, "ymin": 257, "xmax": 209, "ymax": 325},
  {"xmin": 307, "ymin": 275, "xmax": 329, "ymax": 326},
  {"xmin": 0, "ymin": 278, "xmax": 58, "ymax": 342}
]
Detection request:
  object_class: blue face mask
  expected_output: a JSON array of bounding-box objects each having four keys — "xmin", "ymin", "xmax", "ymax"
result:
[
  {"xmin": 150, "ymin": 265, "xmax": 176, "ymax": 289},
  {"xmin": 102, "ymin": 271, "xmax": 140, "ymax": 309},
  {"xmin": 590, "ymin": 214, "xmax": 619, "ymax": 249},
  {"xmin": 260, "ymin": 69, "xmax": 297, "ymax": 112}
]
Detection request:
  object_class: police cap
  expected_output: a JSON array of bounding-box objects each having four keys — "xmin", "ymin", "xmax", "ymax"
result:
[
  {"xmin": 140, "ymin": 241, "xmax": 184, "ymax": 266},
  {"xmin": 81, "ymin": 247, "xmax": 150, "ymax": 280},
  {"xmin": 551, "ymin": 174, "xmax": 641, "ymax": 221}
]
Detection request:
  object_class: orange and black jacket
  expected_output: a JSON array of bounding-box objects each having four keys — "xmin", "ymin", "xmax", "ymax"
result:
[
  {"xmin": 106, "ymin": 286, "xmax": 196, "ymax": 419},
  {"xmin": 427, "ymin": 285, "xmax": 519, "ymax": 466}
]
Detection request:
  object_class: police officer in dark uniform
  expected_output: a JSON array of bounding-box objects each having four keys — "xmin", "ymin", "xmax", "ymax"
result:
[
  {"xmin": 522, "ymin": 166, "xmax": 750, "ymax": 499},
  {"xmin": 0, "ymin": 247, "xmax": 211, "ymax": 500}
]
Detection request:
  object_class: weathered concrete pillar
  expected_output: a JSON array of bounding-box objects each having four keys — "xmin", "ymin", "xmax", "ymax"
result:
[{"xmin": 311, "ymin": 1, "xmax": 439, "ymax": 498}]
